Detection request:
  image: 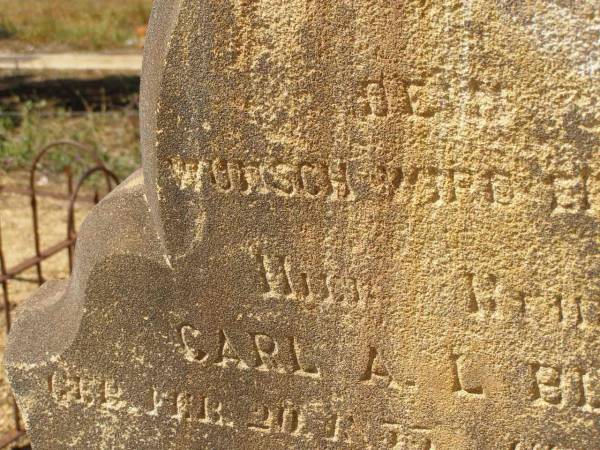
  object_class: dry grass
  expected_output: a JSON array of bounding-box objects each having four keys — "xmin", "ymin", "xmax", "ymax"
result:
[
  {"xmin": 0, "ymin": 71, "xmax": 142, "ymax": 179},
  {"xmin": 0, "ymin": 107, "xmax": 141, "ymax": 181},
  {"xmin": 0, "ymin": 0, "xmax": 153, "ymax": 51}
]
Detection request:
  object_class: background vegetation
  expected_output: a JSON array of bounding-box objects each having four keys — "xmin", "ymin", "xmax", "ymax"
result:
[
  {"xmin": 0, "ymin": 0, "xmax": 153, "ymax": 50},
  {"xmin": 0, "ymin": 0, "xmax": 153, "ymax": 179},
  {"xmin": 0, "ymin": 105, "xmax": 140, "ymax": 180}
]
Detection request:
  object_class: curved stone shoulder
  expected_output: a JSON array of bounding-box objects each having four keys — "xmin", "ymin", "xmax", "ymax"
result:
[
  {"xmin": 140, "ymin": 0, "xmax": 183, "ymax": 253},
  {"xmin": 5, "ymin": 169, "xmax": 167, "ymax": 377}
]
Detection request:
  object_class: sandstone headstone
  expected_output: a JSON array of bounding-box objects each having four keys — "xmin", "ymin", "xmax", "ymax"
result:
[{"xmin": 6, "ymin": 1, "xmax": 600, "ymax": 448}]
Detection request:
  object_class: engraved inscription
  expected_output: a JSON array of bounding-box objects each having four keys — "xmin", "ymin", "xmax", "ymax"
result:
[
  {"xmin": 381, "ymin": 422, "xmax": 434, "ymax": 450},
  {"xmin": 146, "ymin": 388, "xmax": 232, "ymax": 427},
  {"xmin": 168, "ymin": 157, "xmax": 353, "ymax": 200},
  {"xmin": 530, "ymin": 363, "xmax": 600, "ymax": 413},
  {"xmin": 552, "ymin": 172, "xmax": 589, "ymax": 214},
  {"xmin": 258, "ymin": 253, "xmax": 370, "ymax": 309},
  {"xmin": 49, "ymin": 370, "xmax": 125, "ymax": 410},
  {"xmin": 360, "ymin": 347, "xmax": 410, "ymax": 391},
  {"xmin": 463, "ymin": 272, "xmax": 600, "ymax": 329},
  {"xmin": 511, "ymin": 440, "xmax": 574, "ymax": 450},
  {"xmin": 47, "ymin": 369, "xmax": 441, "ymax": 446},
  {"xmin": 179, "ymin": 325, "xmax": 321, "ymax": 379},
  {"xmin": 49, "ymin": 353, "xmax": 600, "ymax": 447},
  {"xmin": 168, "ymin": 156, "xmax": 600, "ymax": 216},
  {"xmin": 247, "ymin": 401, "xmax": 308, "ymax": 437},
  {"xmin": 467, "ymin": 273, "xmax": 499, "ymax": 317},
  {"xmin": 358, "ymin": 75, "xmax": 389, "ymax": 117}
]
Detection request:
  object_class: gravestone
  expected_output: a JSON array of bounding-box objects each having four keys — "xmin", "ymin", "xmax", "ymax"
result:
[{"xmin": 6, "ymin": 1, "xmax": 600, "ymax": 448}]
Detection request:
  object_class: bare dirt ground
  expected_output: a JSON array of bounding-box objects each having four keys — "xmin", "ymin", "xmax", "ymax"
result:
[{"xmin": 0, "ymin": 171, "xmax": 97, "ymax": 448}]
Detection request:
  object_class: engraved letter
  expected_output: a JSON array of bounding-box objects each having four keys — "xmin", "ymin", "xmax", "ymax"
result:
[
  {"xmin": 451, "ymin": 354, "xmax": 484, "ymax": 396},
  {"xmin": 199, "ymin": 396, "xmax": 228, "ymax": 426},
  {"xmin": 300, "ymin": 163, "xmax": 331, "ymax": 197},
  {"xmin": 361, "ymin": 347, "xmax": 400, "ymax": 390},
  {"xmin": 211, "ymin": 159, "xmax": 233, "ymax": 191},
  {"xmin": 264, "ymin": 163, "xmax": 300, "ymax": 195},
  {"xmin": 259, "ymin": 254, "xmax": 292, "ymax": 298},
  {"xmin": 325, "ymin": 414, "xmax": 357, "ymax": 444},
  {"xmin": 583, "ymin": 368, "xmax": 600, "ymax": 412},
  {"xmin": 289, "ymin": 337, "xmax": 321, "ymax": 378},
  {"xmin": 50, "ymin": 371, "xmax": 82, "ymax": 405},
  {"xmin": 329, "ymin": 161, "xmax": 352, "ymax": 200},
  {"xmin": 252, "ymin": 333, "xmax": 285, "ymax": 373},
  {"xmin": 491, "ymin": 173, "xmax": 513, "ymax": 205},
  {"xmin": 553, "ymin": 175, "xmax": 586, "ymax": 213},
  {"xmin": 531, "ymin": 364, "xmax": 562, "ymax": 405},
  {"xmin": 467, "ymin": 273, "xmax": 498, "ymax": 316},
  {"xmin": 101, "ymin": 379, "xmax": 124, "ymax": 409},
  {"xmin": 146, "ymin": 389, "xmax": 178, "ymax": 417},
  {"xmin": 216, "ymin": 329, "xmax": 249, "ymax": 369},
  {"xmin": 180, "ymin": 325, "xmax": 209, "ymax": 363}
]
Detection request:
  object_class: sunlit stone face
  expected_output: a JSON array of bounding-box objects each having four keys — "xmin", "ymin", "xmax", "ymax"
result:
[{"xmin": 6, "ymin": 1, "xmax": 600, "ymax": 449}]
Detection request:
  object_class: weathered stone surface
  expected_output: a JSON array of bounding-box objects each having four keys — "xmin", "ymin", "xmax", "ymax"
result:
[{"xmin": 6, "ymin": 1, "xmax": 600, "ymax": 448}]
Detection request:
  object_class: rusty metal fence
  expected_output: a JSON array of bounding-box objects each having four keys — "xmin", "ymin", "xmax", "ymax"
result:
[{"xmin": 0, "ymin": 141, "xmax": 119, "ymax": 448}]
